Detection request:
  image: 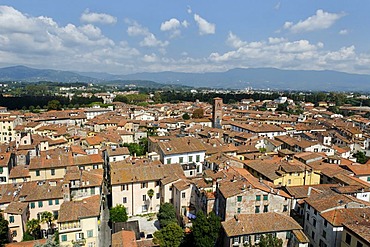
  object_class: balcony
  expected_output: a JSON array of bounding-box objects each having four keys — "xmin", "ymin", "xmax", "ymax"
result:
[{"xmin": 58, "ymin": 223, "xmax": 81, "ymax": 233}]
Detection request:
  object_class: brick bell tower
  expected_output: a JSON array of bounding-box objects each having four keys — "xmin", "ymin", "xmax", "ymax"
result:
[{"xmin": 212, "ymin": 97, "xmax": 223, "ymax": 129}]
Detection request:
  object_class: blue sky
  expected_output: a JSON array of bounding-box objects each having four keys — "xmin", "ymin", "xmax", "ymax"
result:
[{"xmin": 0, "ymin": 1, "xmax": 369, "ymax": 75}]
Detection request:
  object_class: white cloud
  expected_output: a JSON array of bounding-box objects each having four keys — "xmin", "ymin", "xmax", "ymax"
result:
[
  {"xmin": 205, "ymin": 33, "xmax": 370, "ymax": 74},
  {"xmin": 339, "ymin": 29, "xmax": 348, "ymax": 35},
  {"xmin": 127, "ymin": 20, "xmax": 168, "ymax": 47},
  {"xmin": 227, "ymin": 32, "xmax": 247, "ymax": 49},
  {"xmin": 194, "ymin": 14, "xmax": 215, "ymax": 35},
  {"xmin": 160, "ymin": 18, "xmax": 180, "ymax": 31},
  {"xmin": 181, "ymin": 20, "xmax": 189, "ymax": 28},
  {"xmin": 187, "ymin": 6, "xmax": 192, "ymax": 14},
  {"xmin": 160, "ymin": 18, "xmax": 189, "ymax": 38},
  {"xmin": 284, "ymin": 9, "xmax": 345, "ymax": 33},
  {"xmin": 322, "ymin": 45, "xmax": 356, "ymax": 61},
  {"xmin": 140, "ymin": 33, "xmax": 169, "ymax": 47},
  {"xmin": 143, "ymin": 53, "xmax": 158, "ymax": 62},
  {"xmin": 0, "ymin": 5, "xmax": 140, "ymax": 73},
  {"xmin": 80, "ymin": 9, "xmax": 117, "ymax": 25},
  {"xmin": 1, "ymin": 6, "xmax": 370, "ymax": 76},
  {"xmin": 268, "ymin": 37, "xmax": 286, "ymax": 44}
]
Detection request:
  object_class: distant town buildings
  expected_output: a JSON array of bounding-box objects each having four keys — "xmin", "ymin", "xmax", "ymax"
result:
[{"xmin": 0, "ymin": 91, "xmax": 370, "ymax": 247}]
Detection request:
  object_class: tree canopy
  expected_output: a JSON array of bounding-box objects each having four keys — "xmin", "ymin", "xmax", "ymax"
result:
[
  {"xmin": 258, "ymin": 234, "xmax": 283, "ymax": 247},
  {"xmin": 26, "ymin": 218, "xmax": 41, "ymax": 240},
  {"xmin": 192, "ymin": 211, "xmax": 221, "ymax": 247},
  {"xmin": 114, "ymin": 94, "xmax": 148, "ymax": 104},
  {"xmin": 153, "ymin": 223, "xmax": 183, "ymax": 247},
  {"xmin": 123, "ymin": 138, "xmax": 148, "ymax": 157},
  {"xmin": 157, "ymin": 203, "xmax": 177, "ymax": 228},
  {"xmin": 47, "ymin": 100, "xmax": 62, "ymax": 110},
  {"xmin": 182, "ymin": 113, "xmax": 190, "ymax": 120},
  {"xmin": 353, "ymin": 151, "xmax": 369, "ymax": 164},
  {"xmin": 109, "ymin": 204, "xmax": 128, "ymax": 223},
  {"xmin": 0, "ymin": 214, "xmax": 9, "ymax": 246}
]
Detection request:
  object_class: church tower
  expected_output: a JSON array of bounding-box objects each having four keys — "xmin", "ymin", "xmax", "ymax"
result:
[{"xmin": 212, "ymin": 97, "xmax": 223, "ymax": 129}]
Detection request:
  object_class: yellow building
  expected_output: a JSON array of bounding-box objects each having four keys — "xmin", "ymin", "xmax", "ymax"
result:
[
  {"xmin": 341, "ymin": 222, "xmax": 370, "ymax": 247},
  {"xmin": 58, "ymin": 195, "xmax": 101, "ymax": 247},
  {"xmin": 244, "ymin": 158, "xmax": 321, "ymax": 186}
]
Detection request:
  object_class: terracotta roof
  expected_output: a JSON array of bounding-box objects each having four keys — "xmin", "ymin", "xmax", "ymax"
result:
[
  {"xmin": 222, "ymin": 213, "xmax": 302, "ymax": 237},
  {"xmin": 70, "ymin": 145, "xmax": 87, "ymax": 155},
  {"xmin": 343, "ymin": 163, "xmax": 370, "ymax": 176},
  {"xmin": 321, "ymin": 208, "xmax": 370, "ymax": 227},
  {"xmin": 305, "ymin": 190, "xmax": 370, "ymax": 213},
  {"xmin": 19, "ymin": 180, "xmax": 64, "ymax": 202},
  {"xmin": 5, "ymin": 239, "xmax": 47, "ymax": 247},
  {"xmin": 8, "ymin": 165, "xmax": 30, "ymax": 179},
  {"xmin": 85, "ymin": 135, "xmax": 104, "ymax": 146},
  {"xmin": 29, "ymin": 151, "xmax": 73, "ymax": 169},
  {"xmin": 4, "ymin": 201, "xmax": 28, "ymax": 214},
  {"xmin": 58, "ymin": 195, "xmax": 101, "ymax": 223},
  {"xmin": 64, "ymin": 168, "xmax": 104, "ymax": 188},
  {"xmin": 343, "ymin": 222, "xmax": 370, "ymax": 244},
  {"xmin": 73, "ymin": 154, "xmax": 103, "ymax": 166},
  {"xmin": 107, "ymin": 146, "xmax": 130, "ymax": 156},
  {"xmin": 283, "ymin": 184, "xmax": 336, "ymax": 199},
  {"xmin": 0, "ymin": 153, "xmax": 11, "ymax": 167},
  {"xmin": 111, "ymin": 163, "xmax": 184, "ymax": 185},
  {"xmin": 307, "ymin": 161, "xmax": 350, "ymax": 178},
  {"xmin": 334, "ymin": 173, "xmax": 370, "ymax": 187},
  {"xmin": 230, "ymin": 122, "xmax": 285, "ymax": 133},
  {"xmin": 173, "ymin": 180, "xmax": 191, "ymax": 191},
  {"xmin": 0, "ymin": 183, "xmax": 19, "ymax": 204},
  {"xmin": 244, "ymin": 158, "xmax": 308, "ymax": 181},
  {"xmin": 112, "ymin": 230, "xmax": 138, "ymax": 247},
  {"xmin": 157, "ymin": 137, "xmax": 206, "ymax": 155}
]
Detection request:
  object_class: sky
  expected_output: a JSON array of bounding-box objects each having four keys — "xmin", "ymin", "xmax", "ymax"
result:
[{"xmin": 0, "ymin": 1, "xmax": 370, "ymax": 75}]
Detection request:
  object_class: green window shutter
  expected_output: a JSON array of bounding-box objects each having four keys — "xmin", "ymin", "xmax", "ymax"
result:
[{"xmin": 61, "ymin": 235, "xmax": 67, "ymax": 241}]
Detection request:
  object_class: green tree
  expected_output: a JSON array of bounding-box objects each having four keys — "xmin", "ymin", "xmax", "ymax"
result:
[
  {"xmin": 157, "ymin": 203, "xmax": 177, "ymax": 228},
  {"xmin": 147, "ymin": 189, "xmax": 155, "ymax": 212},
  {"xmin": 353, "ymin": 151, "xmax": 369, "ymax": 164},
  {"xmin": 0, "ymin": 213, "xmax": 9, "ymax": 246},
  {"xmin": 152, "ymin": 92, "xmax": 162, "ymax": 103},
  {"xmin": 40, "ymin": 211, "xmax": 54, "ymax": 230},
  {"xmin": 26, "ymin": 218, "xmax": 41, "ymax": 240},
  {"xmin": 192, "ymin": 211, "xmax": 221, "ymax": 247},
  {"xmin": 22, "ymin": 232, "xmax": 34, "ymax": 241},
  {"xmin": 109, "ymin": 204, "xmax": 128, "ymax": 223},
  {"xmin": 182, "ymin": 113, "xmax": 190, "ymax": 120},
  {"xmin": 147, "ymin": 189, "xmax": 154, "ymax": 199},
  {"xmin": 258, "ymin": 234, "xmax": 283, "ymax": 247},
  {"xmin": 153, "ymin": 223, "xmax": 184, "ymax": 247},
  {"xmin": 192, "ymin": 108, "xmax": 204, "ymax": 119},
  {"xmin": 47, "ymin": 100, "xmax": 61, "ymax": 110},
  {"xmin": 123, "ymin": 138, "xmax": 148, "ymax": 156}
]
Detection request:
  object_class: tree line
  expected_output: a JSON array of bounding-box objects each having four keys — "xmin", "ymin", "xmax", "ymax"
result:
[{"xmin": 0, "ymin": 95, "xmax": 103, "ymax": 110}]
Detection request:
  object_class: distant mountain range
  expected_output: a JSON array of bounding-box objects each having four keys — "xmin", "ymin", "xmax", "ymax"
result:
[{"xmin": 1, "ymin": 65, "xmax": 370, "ymax": 91}]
